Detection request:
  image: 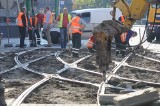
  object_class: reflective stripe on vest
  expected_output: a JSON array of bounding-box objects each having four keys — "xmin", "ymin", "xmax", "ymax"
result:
[
  {"xmin": 30, "ymin": 17, "xmax": 38, "ymax": 27},
  {"xmin": 43, "ymin": 11, "xmax": 53, "ymax": 24},
  {"xmin": 121, "ymin": 16, "xmax": 125, "ymax": 23},
  {"xmin": 71, "ymin": 16, "xmax": 83, "ymax": 34},
  {"xmin": 120, "ymin": 32, "xmax": 128, "ymax": 42},
  {"xmin": 17, "ymin": 12, "xmax": 28, "ymax": 27},
  {"xmin": 58, "ymin": 13, "xmax": 71, "ymax": 27}
]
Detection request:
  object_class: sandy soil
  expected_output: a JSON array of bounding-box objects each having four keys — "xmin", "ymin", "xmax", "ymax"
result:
[
  {"xmin": 0, "ymin": 48, "xmax": 160, "ymax": 104},
  {"xmin": 0, "ymin": 52, "xmax": 16, "ymax": 71},
  {"xmin": 23, "ymin": 78, "xmax": 98, "ymax": 104},
  {"xmin": 2, "ymin": 68, "xmax": 42, "ymax": 99}
]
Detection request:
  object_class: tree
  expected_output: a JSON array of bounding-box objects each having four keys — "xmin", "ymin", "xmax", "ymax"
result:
[{"xmin": 74, "ymin": 0, "xmax": 112, "ymax": 9}]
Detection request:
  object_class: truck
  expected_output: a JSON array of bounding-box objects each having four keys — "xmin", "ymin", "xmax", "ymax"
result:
[{"xmin": 147, "ymin": 4, "xmax": 160, "ymax": 42}]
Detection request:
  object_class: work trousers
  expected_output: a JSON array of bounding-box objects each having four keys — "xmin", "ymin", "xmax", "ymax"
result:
[
  {"xmin": 18, "ymin": 26, "xmax": 26, "ymax": 48},
  {"xmin": 114, "ymin": 34, "xmax": 127, "ymax": 56},
  {"xmin": 28, "ymin": 29, "xmax": 36, "ymax": 47},
  {"xmin": 44, "ymin": 26, "xmax": 51, "ymax": 46},
  {"xmin": 35, "ymin": 29, "xmax": 41, "ymax": 45},
  {"xmin": 60, "ymin": 28, "xmax": 68, "ymax": 48},
  {"xmin": 114, "ymin": 34, "xmax": 126, "ymax": 50},
  {"xmin": 72, "ymin": 33, "xmax": 81, "ymax": 57}
]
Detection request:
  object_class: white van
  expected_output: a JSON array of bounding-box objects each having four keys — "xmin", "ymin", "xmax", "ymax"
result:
[{"xmin": 70, "ymin": 8, "xmax": 122, "ymax": 39}]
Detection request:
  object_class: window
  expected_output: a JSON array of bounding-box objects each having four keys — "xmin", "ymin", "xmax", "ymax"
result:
[
  {"xmin": 81, "ymin": 12, "xmax": 90, "ymax": 23},
  {"xmin": 151, "ymin": 4, "xmax": 160, "ymax": 8}
]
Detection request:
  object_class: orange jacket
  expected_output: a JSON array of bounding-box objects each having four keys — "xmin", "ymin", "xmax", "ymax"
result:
[
  {"xmin": 87, "ymin": 35, "xmax": 95, "ymax": 48},
  {"xmin": 120, "ymin": 32, "xmax": 128, "ymax": 43},
  {"xmin": 30, "ymin": 17, "xmax": 38, "ymax": 26},
  {"xmin": 70, "ymin": 16, "xmax": 83, "ymax": 34},
  {"xmin": 43, "ymin": 11, "xmax": 53, "ymax": 24},
  {"xmin": 28, "ymin": 17, "xmax": 38, "ymax": 30},
  {"xmin": 120, "ymin": 16, "xmax": 125, "ymax": 23},
  {"xmin": 17, "ymin": 12, "xmax": 28, "ymax": 27}
]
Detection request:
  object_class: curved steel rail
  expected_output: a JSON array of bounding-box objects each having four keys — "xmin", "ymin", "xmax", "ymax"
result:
[{"xmin": 0, "ymin": 47, "xmax": 159, "ymax": 106}]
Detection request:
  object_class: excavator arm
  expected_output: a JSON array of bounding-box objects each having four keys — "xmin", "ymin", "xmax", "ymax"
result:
[
  {"xmin": 93, "ymin": 0, "xmax": 160, "ymax": 81},
  {"xmin": 113, "ymin": 0, "xmax": 150, "ymax": 29}
]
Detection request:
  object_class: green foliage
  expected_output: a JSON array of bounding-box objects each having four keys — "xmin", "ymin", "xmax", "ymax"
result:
[{"xmin": 74, "ymin": 0, "xmax": 112, "ymax": 9}]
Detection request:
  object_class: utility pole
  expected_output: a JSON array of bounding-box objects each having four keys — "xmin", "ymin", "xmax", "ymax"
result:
[
  {"xmin": 4, "ymin": 0, "xmax": 13, "ymax": 47},
  {"xmin": 26, "ymin": 0, "xmax": 31, "ymax": 13},
  {"xmin": 55, "ymin": 0, "xmax": 59, "ymax": 18}
]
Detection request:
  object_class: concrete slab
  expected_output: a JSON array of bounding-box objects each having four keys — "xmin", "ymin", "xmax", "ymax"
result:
[
  {"xmin": 113, "ymin": 87, "xmax": 159, "ymax": 106},
  {"xmin": 99, "ymin": 94, "xmax": 119, "ymax": 105},
  {"xmin": 6, "ymin": 98, "xmax": 15, "ymax": 106}
]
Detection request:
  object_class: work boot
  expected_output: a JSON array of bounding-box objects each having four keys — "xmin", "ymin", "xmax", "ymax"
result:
[
  {"xmin": 37, "ymin": 41, "xmax": 41, "ymax": 45},
  {"xmin": 72, "ymin": 52, "xmax": 79, "ymax": 58},
  {"xmin": 121, "ymin": 50, "xmax": 126, "ymax": 57},
  {"xmin": 115, "ymin": 50, "xmax": 120, "ymax": 56},
  {"xmin": 30, "ymin": 44, "xmax": 34, "ymax": 47}
]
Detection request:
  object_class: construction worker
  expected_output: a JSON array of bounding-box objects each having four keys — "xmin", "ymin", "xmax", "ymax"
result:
[
  {"xmin": 43, "ymin": 7, "xmax": 53, "ymax": 47},
  {"xmin": 36, "ymin": 10, "xmax": 44, "ymax": 30},
  {"xmin": 87, "ymin": 35, "xmax": 96, "ymax": 53},
  {"xmin": 68, "ymin": 14, "xmax": 86, "ymax": 57},
  {"xmin": 17, "ymin": 7, "xmax": 28, "ymax": 48},
  {"xmin": 28, "ymin": 13, "xmax": 40, "ymax": 47},
  {"xmin": 115, "ymin": 15, "xmax": 126, "ymax": 56},
  {"xmin": 118, "ymin": 15, "xmax": 125, "ymax": 23},
  {"xmin": 54, "ymin": 7, "xmax": 71, "ymax": 48},
  {"xmin": 87, "ymin": 31, "xmax": 137, "ymax": 55},
  {"xmin": 115, "ymin": 30, "xmax": 137, "ymax": 56}
]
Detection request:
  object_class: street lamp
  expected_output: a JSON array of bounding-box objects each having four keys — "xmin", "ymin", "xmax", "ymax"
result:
[{"xmin": 4, "ymin": 0, "xmax": 13, "ymax": 47}]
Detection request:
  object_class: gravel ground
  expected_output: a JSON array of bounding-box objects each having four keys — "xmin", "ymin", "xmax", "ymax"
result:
[
  {"xmin": 127, "ymin": 55, "xmax": 160, "ymax": 70},
  {"xmin": 1, "ymin": 68, "xmax": 43, "ymax": 99},
  {"xmin": 28, "ymin": 55, "xmax": 64, "ymax": 74},
  {"xmin": 0, "ymin": 47, "xmax": 160, "ymax": 104},
  {"xmin": 60, "ymin": 69, "xmax": 102, "ymax": 84},
  {"xmin": 0, "ymin": 52, "xmax": 16, "ymax": 71},
  {"xmin": 18, "ymin": 48, "xmax": 57, "ymax": 64},
  {"xmin": 116, "ymin": 66, "xmax": 160, "ymax": 83},
  {"xmin": 23, "ymin": 78, "xmax": 98, "ymax": 104}
]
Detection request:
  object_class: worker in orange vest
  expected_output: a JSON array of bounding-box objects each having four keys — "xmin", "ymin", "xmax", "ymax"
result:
[
  {"xmin": 17, "ymin": 7, "xmax": 28, "ymax": 48},
  {"xmin": 28, "ymin": 13, "xmax": 40, "ymax": 47},
  {"xmin": 68, "ymin": 14, "xmax": 86, "ymax": 57},
  {"xmin": 115, "ymin": 29, "xmax": 137, "ymax": 56},
  {"xmin": 87, "ymin": 35, "xmax": 96, "ymax": 53},
  {"xmin": 43, "ymin": 7, "xmax": 53, "ymax": 47}
]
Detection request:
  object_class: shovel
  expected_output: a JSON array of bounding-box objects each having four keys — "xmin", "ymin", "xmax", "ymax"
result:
[{"xmin": 67, "ymin": 31, "xmax": 73, "ymax": 62}]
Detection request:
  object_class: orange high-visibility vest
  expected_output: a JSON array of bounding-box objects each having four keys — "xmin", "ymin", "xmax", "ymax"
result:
[
  {"xmin": 120, "ymin": 16, "xmax": 125, "ymax": 23},
  {"xmin": 43, "ymin": 11, "xmax": 53, "ymax": 24},
  {"xmin": 87, "ymin": 35, "xmax": 95, "ymax": 48},
  {"xmin": 17, "ymin": 12, "xmax": 28, "ymax": 27},
  {"xmin": 29, "ymin": 17, "xmax": 38, "ymax": 26},
  {"xmin": 120, "ymin": 32, "xmax": 128, "ymax": 42},
  {"xmin": 70, "ymin": 16, "xmax": 83, "ymax": 34}
]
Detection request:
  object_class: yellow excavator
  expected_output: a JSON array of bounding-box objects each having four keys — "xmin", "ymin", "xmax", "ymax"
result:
[{"xmin": 93, "ymin": 0, "xmax": 160, "ymax": 81}]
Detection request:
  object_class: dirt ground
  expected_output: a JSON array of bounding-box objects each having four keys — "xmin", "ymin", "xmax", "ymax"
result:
[
  {"xmin": 0, "ymin": 48, "xmax": 160, "ymax": 104},
  {"xmin": 23, "ymin": 78, "xmax": 98, "ymax": 104},
  {"xmin": 2, "ymin": 68, "xmax": 42, "ymax": 99},
  {"xmin": 0, "ymin": 52, "xmax": 16, "ymax": 71}
]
